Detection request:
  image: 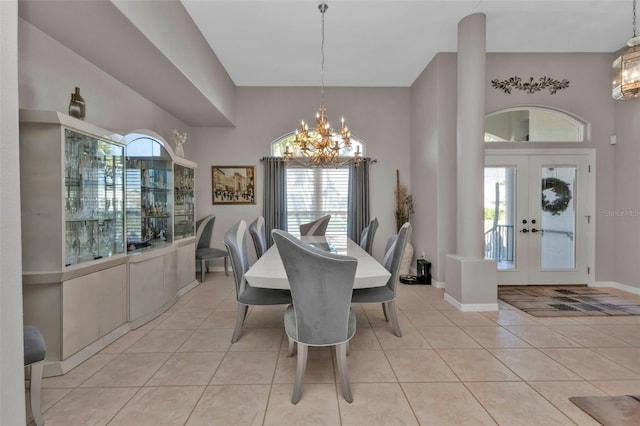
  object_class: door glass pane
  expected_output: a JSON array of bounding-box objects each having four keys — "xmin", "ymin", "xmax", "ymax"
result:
[
  {"xmin": 540, "ymin": 167, "xmax": 575, "ymax": 269},
  {"xmin": 484, "ymin": 167, "xmax": 516, "ymax": 270}
]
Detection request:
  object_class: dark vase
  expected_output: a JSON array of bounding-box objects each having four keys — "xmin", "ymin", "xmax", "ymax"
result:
[{"xmin": 68, "ymin": 87, "xmax": 86, "ymax": 120}]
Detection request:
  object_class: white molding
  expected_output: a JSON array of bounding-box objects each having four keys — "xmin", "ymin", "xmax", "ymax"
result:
[
  {"xmin": 590, "ymin": 281, "xmax": 640, "ymax": 296},
  {"xmin": 43, "ymin": 324, "xmax": 130, "ymax": 377},
  {"xmin": 432, "ymin": 279, "xmax": 445, "ymax": 289},
  {"xmin": 178, "ymin": 280, "xmax": 199, "ymax": 297},
  {"xmin": 444, "ymin": 293, "xmax": 499, "ymax": 312}
]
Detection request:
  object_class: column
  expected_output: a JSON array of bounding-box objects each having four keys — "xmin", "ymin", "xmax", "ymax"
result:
[{"xmin": 445, "ymin": 13, "xmax": 498, "ymax": 311}]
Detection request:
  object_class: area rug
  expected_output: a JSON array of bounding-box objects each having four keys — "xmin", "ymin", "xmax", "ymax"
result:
[
  {"xmin": 569, "ymin": 395, "xmax": 640, "ymax": 426},
  {"xmin": 497, "ymin": 286, "xmax": 640, "ymax": 317}
]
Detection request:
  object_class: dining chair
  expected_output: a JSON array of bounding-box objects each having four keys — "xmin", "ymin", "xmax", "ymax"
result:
[
  {"xmin": 299, "ymin": 214, "xmax": 331, "ymax": 236},
  {"xmin": 272, "ymin": 229, "xmax": 358, "ymax": 404},
  {"xmin": 249, "ymin": 216, "xmax": 267, "ymax": 259},
  {"xmin": 351, "ymin": 222, "xmax": 412, "ymax": 337},
  {"xmin": 224, "ymin": 220, "xmax": 292, "ymax": 343},
  {"xmin": 359, "ymin": 216, "xmax": 379, "ymax": 255},
  {"xmin": 196, "ymin": 214, "xmax": 229, "ymax": 282},
  {"xmin": 24, "ymin": 325, "xmax": 46, "ymax": 426}
]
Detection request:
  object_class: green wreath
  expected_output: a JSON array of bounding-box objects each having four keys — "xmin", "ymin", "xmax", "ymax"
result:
[{"xmin": 541, "ymin": 177, "xmax": 572, "ymax": 216}]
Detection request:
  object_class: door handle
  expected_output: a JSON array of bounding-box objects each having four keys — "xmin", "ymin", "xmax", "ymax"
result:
[
  {"xmin": 531, "ymin": 228, "xmax": 540, "ymax": 233},
  {"xmin": 520, "ymin": 228, "xmax": 529, "ymax": 233}
]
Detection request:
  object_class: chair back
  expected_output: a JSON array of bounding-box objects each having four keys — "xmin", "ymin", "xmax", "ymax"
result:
[
  {"xmin": 249, "ymin": 216, "xmax": 267, "ymax": 259},
  {"xmin": 224, "ymin": 220, "xmax": 250, "ymax": 296},
  {"xmin": 272, "ymin": 229, "xmax": 357, "ymax": 345},
  {"xmin": 359, "ymin": 217, "xmax": 378, "ymax": 255},
  {"xmin": 299, "ymin": 214, "xmax": 331, "ymax": 236},
  {"xmin": 383, "ymin": 222, "xmax": 412, "ymax": 294},
  {"xmin": 196, "ymin": 214, "xmax": 216, "ymax": 250}
]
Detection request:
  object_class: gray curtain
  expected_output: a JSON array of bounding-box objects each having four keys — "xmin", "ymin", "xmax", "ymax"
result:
[
  {"xmin": 347, "ymin": 158, "xmax": 371, "ymax": 242},
  {"xmin": 262, "ymin": 157, "xmax": 287, "ymax": 248}
]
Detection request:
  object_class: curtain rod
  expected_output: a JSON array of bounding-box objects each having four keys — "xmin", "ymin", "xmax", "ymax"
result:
[{"xmin": 260, "ymin": 157, "xmax": 377, "ymax": 164}]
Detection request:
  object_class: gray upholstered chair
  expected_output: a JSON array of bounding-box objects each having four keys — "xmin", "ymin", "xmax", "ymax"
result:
[
  {"xmin": 359, "ymin": 216, "xmax": 379, "ymax": 255},
  {"xmin": 351, "ymin": 222, "xmax": 412, "ymax": 337},
  {"xmin": 249, "ymin": 216, "xmax": 267, "ymax": 259},
  {"xmin": 299, "ymin": 214, "xmax": 331, "ymax": 236},
  {"xmin": 272, "ymin": 229, "xmax": 358, "ymax": 404},
  {"xmin": 224, "ymin": 220, "xmax": 292, "ymax": 343},
  {"xmin": 24, "ymin": 325, "xmax": 46, "ymax": 426},
  {"xmin": 196, "ymin": 214, "xmax": 229, "ymax": 282}
]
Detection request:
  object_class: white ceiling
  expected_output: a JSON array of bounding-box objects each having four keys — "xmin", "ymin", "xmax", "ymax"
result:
[{"xmin": 182, "ymin": 0, "xmax": 633, "ymax": 87}]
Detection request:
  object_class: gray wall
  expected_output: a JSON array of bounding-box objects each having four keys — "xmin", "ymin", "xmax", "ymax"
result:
[
  {"xmin": 18, "ymin": 19, "xmax": 192, "ymax": 139},
  {"xmin": 613, "ymin": 100, "xmax": 640, "ymax": 289},
  {"xmin": 192, "ymin": 86, "xmax": 411, "ymax": 264},
  {"xmin": 410, "ymin": 52, "xmax": 621, "ymax": 287}
]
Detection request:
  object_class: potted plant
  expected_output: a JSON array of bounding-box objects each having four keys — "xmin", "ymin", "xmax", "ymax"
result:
[
  {"xmin": 395, "ymin": 170, "xmax": 414, "ymax": 275},
  {"xmin": 395, "ymin": 169, "xmax": 414, "ymax": 231}
]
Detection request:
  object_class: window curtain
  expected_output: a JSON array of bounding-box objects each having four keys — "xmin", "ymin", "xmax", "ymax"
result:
[
  {"xmin": 262, "ymin": 157, "xmax": 287, "ymax": 248},
  {"xmin": 347, "ymin": 158, "xmax": 371, "ymax": 242}
]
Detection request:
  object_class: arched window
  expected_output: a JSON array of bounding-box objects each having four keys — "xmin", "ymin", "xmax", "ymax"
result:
[
  {"xmin": 485, "ymin": 106, "xmax": 586, "ymax": 142},
  {"xmin": 270, "ymin": 132, "xmax": 366, "ymax": 244}
]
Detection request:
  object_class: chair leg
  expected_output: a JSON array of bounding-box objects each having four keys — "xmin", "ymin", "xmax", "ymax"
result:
[
  {"xmin": 386, "ymin": 301, "xmax": 403, "ymax": 337},
  {"xmin": 29, "ymin": 362, "xmax": 44, "ymax": 426},
  {"xmin": 200, "ymin": 259, "xmax": 206, "ymax": 282},
  {"xmin": 335, "ymin": 343, "xmax": 353, "ymax": 403},
  {"xmin": 382, "ymin": 302, "xmax": 389, "ymax": 322},
  {"xmin": 224, "ymin": 256, "xmax": 229, "ymax": 276},
  {"xmin": 292, "ymin": 343, "xmax": 308, "ymax": 404},
  {"xmin": 287, "ymin": 337, "xmax": 296, "ymax": 357},
  {"xmin": 231, "ymin": 304, "xmax": 248, "ymax": 343}
]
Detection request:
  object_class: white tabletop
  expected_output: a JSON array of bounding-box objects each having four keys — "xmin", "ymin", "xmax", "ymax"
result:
[{"xmin": 244, "ymin": 236, "xmax": 391, "ymax": 290}]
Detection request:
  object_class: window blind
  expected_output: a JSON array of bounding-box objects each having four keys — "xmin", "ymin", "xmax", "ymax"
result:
[{"xmin": 286, "ymin": 166, "xmax": 349, "ymax": 246}]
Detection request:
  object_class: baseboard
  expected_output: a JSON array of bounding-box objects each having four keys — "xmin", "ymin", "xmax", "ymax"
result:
[
  {"xmin": 43, "ymin": 324, "xmax": 130, "ymax": 377},
  {"xmin": 443, "ymin": 293, "xmax": 499, "ymax": 312},
  {"xmin": 432, "ymin": 279, "xmax": 445, "ymax": 289},
  {"xmin": 590, "ymin": 281, "xmax": 640, "ymax": 296},
  {"xmin": 178, "ymin": 279, "xmax": 199, "ymax": 297}
]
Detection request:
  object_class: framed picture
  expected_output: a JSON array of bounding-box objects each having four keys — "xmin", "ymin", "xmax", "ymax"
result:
[{"xmin": 211, "ymin": 165, "xmax": 256, "ymax": 205}]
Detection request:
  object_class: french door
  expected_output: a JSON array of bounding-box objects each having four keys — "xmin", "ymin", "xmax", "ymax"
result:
[{"xmin": 485, "ymin": 151, "xmax": 593, "ymax": 285}]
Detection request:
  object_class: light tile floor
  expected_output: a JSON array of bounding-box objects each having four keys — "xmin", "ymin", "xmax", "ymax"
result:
[{"xmin": 30, "ymin": 274, "xmax": 640, "ymax": 425}]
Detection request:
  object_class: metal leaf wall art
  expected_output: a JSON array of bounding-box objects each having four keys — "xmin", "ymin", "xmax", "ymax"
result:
[{"xmin": 491, "ymin": 76, "xmax": 570, "ymax": 95}]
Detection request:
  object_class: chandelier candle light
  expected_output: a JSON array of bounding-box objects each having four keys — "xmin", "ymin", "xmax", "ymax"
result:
[
  {"xmin": 613, "ymin": 0, "xmax": 640, "ymax": 99},
  {"xmin": 284, "ymin": 3, "xmax": 362, "ymax": 167}
]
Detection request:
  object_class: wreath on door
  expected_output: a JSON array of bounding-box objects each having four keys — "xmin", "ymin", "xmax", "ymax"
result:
[{"xmin": 541, "ymin": 177, "xmax": 572, "ymax": 215}]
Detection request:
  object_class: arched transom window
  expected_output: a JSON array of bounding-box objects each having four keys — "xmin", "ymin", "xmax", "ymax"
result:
[{"xmin": 485, "ymin": 106, "xmax": 586, "ymax": 142}]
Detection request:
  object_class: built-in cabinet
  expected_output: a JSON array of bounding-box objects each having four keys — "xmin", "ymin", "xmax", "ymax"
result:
[{"xmin": 19, "ymin": 111, "xmax": 198, "ymax": 376}]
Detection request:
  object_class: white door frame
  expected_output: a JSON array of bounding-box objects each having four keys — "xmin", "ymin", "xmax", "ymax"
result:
[{"xmin": 485, "ymin": 148, "xmax": 596, "ymax": 285}]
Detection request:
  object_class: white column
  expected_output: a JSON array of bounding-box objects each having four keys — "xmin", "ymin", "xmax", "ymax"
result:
[
  {"xmin": 445, "ymin": 13, "xmax": 498, "ymax": 312},
  {"xmin": 1, "ymin": 1, "xmax": 27, "ymax": 424},
  {"xmin": 457, "ymin": 13, "xmax": 486, "ymax": 259}
]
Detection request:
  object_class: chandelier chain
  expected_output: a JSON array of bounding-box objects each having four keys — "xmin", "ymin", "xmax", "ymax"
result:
[
  {"xmin": 320, "ymin": 3, "xmax": 326, "ymax": 101},
  {"xmin": 634, "ymin": 0, "xmax": 637, "ymax": 38},
  {"xmin": 283, "ymin": 2, "xmax": 361, "ymax": 167}
]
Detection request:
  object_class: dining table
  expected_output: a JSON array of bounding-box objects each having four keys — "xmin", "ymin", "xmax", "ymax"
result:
[{"xmin": 244, "ymin": 235, "xmax": 391, "ymax": 290}]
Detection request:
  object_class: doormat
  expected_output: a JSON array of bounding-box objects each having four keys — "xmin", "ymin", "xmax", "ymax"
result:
[
  {"xmin": 569, "ymin": 395, "xmax": 640, "ymax": 426},
  {"xmin": 497, "ymin": 286, "xmax": 640, "ymax": 317}
]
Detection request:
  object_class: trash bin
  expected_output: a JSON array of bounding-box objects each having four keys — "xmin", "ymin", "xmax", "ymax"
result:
[{"xmin": 416, "ymin": 258, "xmax": 431, "ymax": 284}]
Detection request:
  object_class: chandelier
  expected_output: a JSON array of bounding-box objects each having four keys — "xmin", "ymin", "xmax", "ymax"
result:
[
  {"xmin": 284, "ymin": 3, "xmax": 362, "ymax": 167},
  {"xmin": 613, "ymin": 0, "xmax": 640, "ymax": 100}
]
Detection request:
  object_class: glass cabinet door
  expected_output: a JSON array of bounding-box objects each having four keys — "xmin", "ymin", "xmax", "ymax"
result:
[
  {"xmin": 174, "ymin": 164, "xmax": 195, "ymax": 240},
  {"xmin": 64, "ymin": 129, "xmax": 125, "ymax": 266},
  {"xmin": 125, "ymin": 136, "xmax": 173, "ymax": 250}
]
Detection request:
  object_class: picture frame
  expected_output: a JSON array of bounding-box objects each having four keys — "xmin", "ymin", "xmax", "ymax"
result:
[{"xmin": 211, "ymin": 165, "xmax": 256, "ymax": 205}]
